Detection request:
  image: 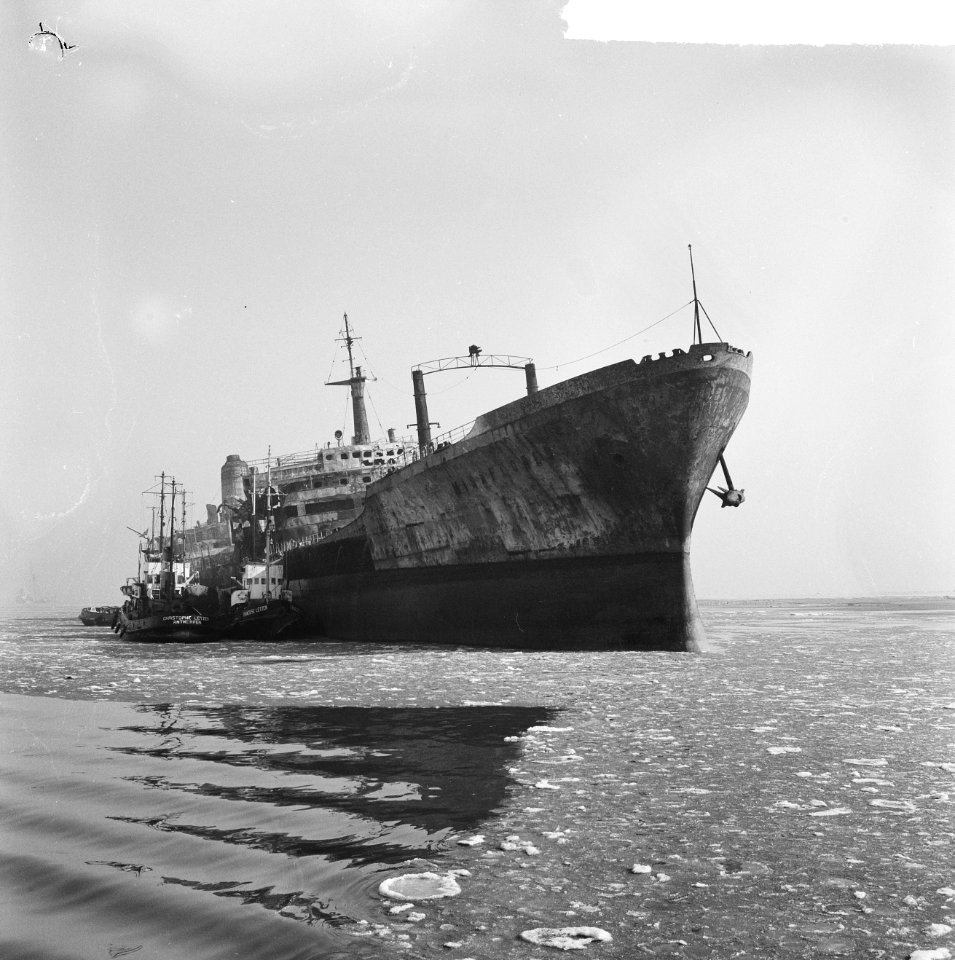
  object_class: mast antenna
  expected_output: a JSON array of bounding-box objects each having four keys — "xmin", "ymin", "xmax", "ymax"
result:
[{"xmin": 689, "ymin": 244, "xmax": 703, "ymax": 345}]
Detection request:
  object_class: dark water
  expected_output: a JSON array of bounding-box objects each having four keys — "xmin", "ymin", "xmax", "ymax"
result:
[
  {"xmin": 2, "ymin": 599, "xmax": 954, "ymax": 959},
  {"xmin": 0, "ymin": 611, "xmax": 552, "ymax": 958}
]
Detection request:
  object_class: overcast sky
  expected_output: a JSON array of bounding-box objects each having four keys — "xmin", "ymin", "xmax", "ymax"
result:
[{"xmin": 2, "ymin": 3, "xmax": 952, "ymax": 604}]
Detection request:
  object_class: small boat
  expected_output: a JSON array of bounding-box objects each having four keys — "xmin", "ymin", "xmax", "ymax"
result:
[
  {"xmin": 79, "ymin": 606, "xmax": 120, "ymax": 627},
  {"xmin": 219, "ymin": 451, "xmax": 303, "ymax": 641},
  {"xmin": 116, "ymin": 473, "xmax": 223, "ymax": 643},
  {"xmin": 223, "ymin": 561, "xmax": 302, "ymax": 640}
]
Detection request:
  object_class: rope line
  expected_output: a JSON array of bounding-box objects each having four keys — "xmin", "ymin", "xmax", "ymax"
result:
[
  {"xmin": 540, "ymin": 300, "xmax": 694, "ymax": 372},
  {"xmin": 366, "ymin": 387, "xmax": 385, "ymax": 436},
  {"xmin": 700, "ymin": 302, "xmax": 723, "ymax": 341},
  {"xmin": 325, "ymin": 346, "xmax": 339, "ymax": 385},
  {"xmin": 430, "ymin": 371, "xmax": 475, "ymax": 395},
  {"xmin": 358, "ymin": 342, "xmax": 407, "ymax": 395}
]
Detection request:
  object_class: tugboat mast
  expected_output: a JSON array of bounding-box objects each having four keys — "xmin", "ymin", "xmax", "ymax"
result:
[
  {"xmin": 265, "ymin": 446, "xmax": 272, "ymax": 601},
  {"xmin": 167, "ymin": 477, "xmax": 177, "ymax": 602},
  {"xmin": 180, "ymin": 486, "xmax": 186, "ymax": 569},
  {"xmin": 157, "ymin": 472, "xmax": 166, "ymax": 596}
]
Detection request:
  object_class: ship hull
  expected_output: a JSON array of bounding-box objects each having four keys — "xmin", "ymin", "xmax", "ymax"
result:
[
  {"xmin": 287, "ymin": 343, "xmax": 752, "ymax": 651},
  {"xmin": 292, "ymin": 550, "xmax": 704, "ymax": 650},
  {"xmin": 221, "ymin": 599, "xmax": 303, "ymax": 642},
  {"xmin": 79, "ymin": 607, "xmax": 119, "ymax": 627},
  {"xmin": 116, "ymin": 611, "xmax": 222, "ymax": 643}
]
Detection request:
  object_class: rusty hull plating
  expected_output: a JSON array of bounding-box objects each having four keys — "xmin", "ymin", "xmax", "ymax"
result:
[{"xmin": 286, "ymin": 342, "xmax": 752, "ymax": 650}]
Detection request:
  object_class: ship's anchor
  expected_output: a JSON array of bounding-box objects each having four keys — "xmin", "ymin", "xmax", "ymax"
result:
[{"xmin": 707, "ymin": 453, "xmax": 745, "ymax": 508}]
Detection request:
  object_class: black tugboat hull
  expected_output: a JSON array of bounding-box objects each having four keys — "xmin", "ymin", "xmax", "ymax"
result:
[
  {"xmin": 221, "ymin": 600, "xmax": 303, "ymax": 642},
  {"xmin": 115, "ymin": 612, "xmax": 222, "ymax": 643}
]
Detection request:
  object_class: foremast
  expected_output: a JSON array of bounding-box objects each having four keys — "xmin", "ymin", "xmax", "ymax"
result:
[{"xmin": 326, "ymin": 313, "xmax": 374, "ymax": 445}]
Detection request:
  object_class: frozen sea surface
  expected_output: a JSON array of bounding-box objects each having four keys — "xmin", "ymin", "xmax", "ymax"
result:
[{"xmin": 0, "ymin": 597, "xmax": 953, "ymax": 959}]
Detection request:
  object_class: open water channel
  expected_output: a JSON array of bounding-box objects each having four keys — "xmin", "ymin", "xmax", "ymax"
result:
[{"xmin": 1, "ymin": 599, "xmax": 953, "ymax": 959}]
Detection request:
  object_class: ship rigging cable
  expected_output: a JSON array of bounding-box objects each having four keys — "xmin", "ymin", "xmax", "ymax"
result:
[
  {"xmin": 698, "ymin": 302, "xmax": 723, "ymax": 342},
  {"xmin": 541, "ymin": 300, "xmax": 694, "ymax": 372}
]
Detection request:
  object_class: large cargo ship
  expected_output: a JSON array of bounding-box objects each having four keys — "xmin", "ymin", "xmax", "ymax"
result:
[{"xmin": 183, "ymin": 301, "xmax": 752, "ymax": 651}]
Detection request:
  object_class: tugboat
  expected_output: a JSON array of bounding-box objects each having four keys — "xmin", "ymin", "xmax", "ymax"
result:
[
  {"xmin": 116, "ymin": 473, "xmax": 222, "ymax": 642},
  {"xmin": 220, "ymin": 451, "xmax": 303, "ymax": 640}
]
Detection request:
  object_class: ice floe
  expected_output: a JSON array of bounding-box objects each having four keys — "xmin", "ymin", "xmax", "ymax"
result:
[
  {"xmin": 379, "ymin": 872, "xmax": 463, "ymax": 901},
  {"xmin": 869, "ymin": 798, "xmax": 917, "ymax": 812},
  {"xmin": 519, "ymin": 926, "xmax": 612, "ymax": 950},
  {"xmin": 921, "ymin": 762, "xmax": 955, "ymax": 774}
]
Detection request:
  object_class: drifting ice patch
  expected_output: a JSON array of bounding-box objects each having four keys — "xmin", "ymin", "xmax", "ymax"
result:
[
  {"xmin": 520, "ymin": 926, "xmax": 613, "ymax": 951},
  {"xmin": 378, "ymin": 872, "xmax": 462, "ymax": 901},
  {"xmin": 869, "ymin": 798, "xmax": 916, "ymax": 812}
]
